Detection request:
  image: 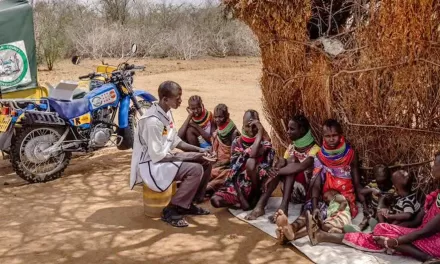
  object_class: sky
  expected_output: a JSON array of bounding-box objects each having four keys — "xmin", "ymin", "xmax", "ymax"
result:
[{"xmin": 31, "ymin": 0, "xmax": 219, "ymax": 5}]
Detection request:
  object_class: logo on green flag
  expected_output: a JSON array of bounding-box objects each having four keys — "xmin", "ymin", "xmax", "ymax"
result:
[{"xmin": 0, "ymin": 41, "xmax": 31, "ymax": 89}]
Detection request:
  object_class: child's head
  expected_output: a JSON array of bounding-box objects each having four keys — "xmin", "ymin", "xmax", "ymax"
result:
[
  {"xmin": 214, "ymin": 104, "xmax": 229, "ymax": 127},
  {"xmin": 391, "ymin": 170, "xmax": 413, "ymax": 196},
  {"xmin": 323, "ymin": 189, "xmax": 339, "ymax": 204},
  {"xmin": 188, "ymin": 95, "xmax": 203, "ymax": 117},
  {"xmin": 287, "ymin": 114, "xmax": 310, "ymax": 141},
  {"xmin": 322, "ymin": 119, "xmax": 343, "ymax": 148},
  {"xmin": 242, "ymin": 109, "xmax": 260, "ymax": 137},
  {"xmin": 373, "ymin": 164, "xmax": 392, "ymax": 191}
]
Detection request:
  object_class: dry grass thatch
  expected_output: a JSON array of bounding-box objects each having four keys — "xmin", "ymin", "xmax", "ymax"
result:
[{"xmin": 223, "ymin": 0, "xmax": 440, "ymax": 193}]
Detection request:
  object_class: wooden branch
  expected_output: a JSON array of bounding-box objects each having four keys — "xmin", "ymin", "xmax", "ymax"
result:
[
  {"xmin": 388, "ymin": 160, "xmax": 434, "ymax": 169},
  {"xmin": 326, "ymin": 0, "xmax": 334, "ymax": 36},
  {"xmin": 345, "ymin": 121, "xmax": 440, "ymax": 135},
  {"xmin": 333, "ymin": 62, "xmax": 408, "ymax": 77},
  {"xmin": 361, "ymin": 159, "xmax": 434, "ymax": 170},
  {"xmin": 419, "ymin": 59, "xmax": 440, "ymax": 68},
  {"xmin": 280, "ymin": 118, "xmax": 287, "ymax": 133},
  {"xmin": 264, "ymin": 69, "xmax": 284, "ymax": 80}
]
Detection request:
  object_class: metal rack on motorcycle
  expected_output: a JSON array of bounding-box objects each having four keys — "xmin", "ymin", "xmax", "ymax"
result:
[{"xmin": 0, "ymin": 98, "xmax": 51, "ymax": 114}]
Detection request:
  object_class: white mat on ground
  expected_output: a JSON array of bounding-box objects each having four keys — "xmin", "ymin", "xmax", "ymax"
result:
[{"xmin": 229, "ymin": 197, "xmax": 420, "ymax": 264}]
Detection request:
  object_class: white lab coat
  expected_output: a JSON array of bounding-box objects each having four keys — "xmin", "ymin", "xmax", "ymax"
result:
[{"xmin": 129, "ymin": 103, "xmax": 182, "ymax": 192}]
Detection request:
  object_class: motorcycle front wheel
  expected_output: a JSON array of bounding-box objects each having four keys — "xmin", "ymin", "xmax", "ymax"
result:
[
  {"xmin": 10, "ymin": 126, "xmax": 71, "ymax": 183},
  {"xmin": 117, "ymin": 100, "xmax": 151, "ymax": 150}
]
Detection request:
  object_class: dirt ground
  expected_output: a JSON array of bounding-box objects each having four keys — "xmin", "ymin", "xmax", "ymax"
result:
[{"xmin": 0, "ymin": 57, "xmax": 311, "ymax": 264}]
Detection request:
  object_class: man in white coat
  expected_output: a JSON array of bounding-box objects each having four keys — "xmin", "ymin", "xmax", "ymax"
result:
[{"xmin": 130, "ymin": 81, "xmax": 213, "ymax": 227}]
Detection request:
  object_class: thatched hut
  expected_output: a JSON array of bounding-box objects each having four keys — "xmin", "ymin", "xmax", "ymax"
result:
[{"xmin": 223, "ymin": 0, "xmax": 440, "ymax": 192}]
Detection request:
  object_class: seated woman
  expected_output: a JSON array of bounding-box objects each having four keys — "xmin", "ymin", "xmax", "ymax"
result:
[
  {"xmin": 205, "ymin": 104, "xmax": 240, "ymax": 197},
  {"xmin": 306, "ymin": 153, "xmax": 440, "ymax": 264},
  {"xmin": 245, "ymin": 114, "xmax": 320, "ymax": 221},
  {"xmin": 274, "ymin": 119, "xmax": 366, "ymax": 243},
  {"xmin": 178, "ymin": 95, "xmax": 216, "ymax": 149},
  {"xmin": 211, "ymin": 110, "xmax": 275, "ymax": 210}
]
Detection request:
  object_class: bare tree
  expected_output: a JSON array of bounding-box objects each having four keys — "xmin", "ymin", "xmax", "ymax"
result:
[
  {"xmin": 34, "ymin": 0, "xmax": 73, "ymax": 70},
  {"xmin": 33, "ymin": 0, "xmax": 260, "ymax": 61},
  {"xmin": 100, "ymin": 0, "xmax": 131, "ymax": 25}
]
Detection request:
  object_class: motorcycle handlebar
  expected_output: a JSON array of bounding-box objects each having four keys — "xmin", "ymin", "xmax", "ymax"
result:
[
  {"xmin": 79, "ymin": 73, "xmax": 106, "ymax": 80},
  {"xmin": 79, "ymin": 73, "xmax": 93, "ymax": 80}
]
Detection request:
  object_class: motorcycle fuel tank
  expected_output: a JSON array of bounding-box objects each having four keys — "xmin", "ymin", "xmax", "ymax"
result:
[{"xmin": 86, "ymin": 83, "xmax": 120, "ymax": 111}]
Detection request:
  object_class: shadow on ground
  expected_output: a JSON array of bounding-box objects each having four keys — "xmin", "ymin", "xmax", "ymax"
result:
[{"xmin": 0, "ymin": 149, "xmax": 310, "ymax": 264}]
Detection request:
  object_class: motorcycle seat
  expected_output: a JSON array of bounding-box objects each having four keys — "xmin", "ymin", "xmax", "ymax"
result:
[{"xmin": 46, "ymin": 97, "xmax": 89, "ymax": 120}]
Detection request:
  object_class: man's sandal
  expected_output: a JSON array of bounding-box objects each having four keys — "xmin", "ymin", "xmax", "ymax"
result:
[
  {"xmin": 178, "ymin": 204, "xmax": 210, "ymax": 215},
  {"xmin": 161, "ymin": 207, "xmax": 189, "ymax": 228},
  {"xmin": 306, "ymin": 210, "xmax": 319, "ymax": 246}
]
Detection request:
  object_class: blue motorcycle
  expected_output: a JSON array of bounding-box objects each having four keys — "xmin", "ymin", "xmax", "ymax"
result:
[{"xmin": 0, "ymin": 47, "xmax": 156, "ymax": 183}]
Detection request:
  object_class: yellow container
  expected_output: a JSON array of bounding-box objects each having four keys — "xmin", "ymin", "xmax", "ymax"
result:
[
  {"xmin": 2, "ymin": 86, "xmax": 49, "ymax": 99},
  {"xmin": 96, "ymin": 65, "xmax": 117, "ymax": 74},
  {"xmin": 143, "ymin": 182, "xmax": 177, "ymax": 218}
]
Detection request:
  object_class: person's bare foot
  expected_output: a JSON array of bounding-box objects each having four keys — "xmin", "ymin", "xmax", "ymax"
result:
[
  {"xmin": 270, "ymin": 208, "xmax": 283, "ymax": 223},
  {"xmin": 269, "ymin": 205, "xmax": 288, "ymax": 223},
  {"xmin": 275, "ymin": 209, "xmax": 295, "ymax": 244},
  {"xmin": 245, "ymin": 206, "xmax": 265, "ymax": 220}
]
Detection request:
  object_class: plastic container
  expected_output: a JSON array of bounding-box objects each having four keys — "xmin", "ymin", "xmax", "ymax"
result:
[{"xmin": 143, "ymin": 182, "xmax": 177, "ymax": 218}]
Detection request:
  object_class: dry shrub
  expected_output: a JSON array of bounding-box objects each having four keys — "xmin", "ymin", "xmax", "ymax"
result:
[
  {"xmin": 34, "ymin": 0, "xmax": 260, "ymax": 66},
  {"xmin": 223, "ymin": 0, "xmax": 440, "ymax": 193}
]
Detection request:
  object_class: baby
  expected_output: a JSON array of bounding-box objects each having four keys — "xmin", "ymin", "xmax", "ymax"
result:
[
  {"xmin": 353, "ymin": 164, "xmax": 395, "ymax": 232},
  {"xmin": 322, "ymin": 189, "xmax": 351, "ymax": 233},
  {"xmin": 378, "ymin": 170, "xmax": 421, "ymax": 225}
]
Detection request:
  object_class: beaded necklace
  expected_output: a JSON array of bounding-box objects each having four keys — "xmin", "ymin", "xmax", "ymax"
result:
[
  {"xmin": 218, "ymin": 119, "xmax": 236, "ymax": 142},
  {"xmin": 192, "ymin": 107, "xmax": 212, "ymax": 129},
  {"xmin": 317, "ymin": 136, "xmax": 354, "ymax": 167}
]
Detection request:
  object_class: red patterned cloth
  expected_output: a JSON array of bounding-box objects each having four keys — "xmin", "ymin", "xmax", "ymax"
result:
[{"xmin": 343, "ymin": 190, "xmax": 440, "ymax": 257}]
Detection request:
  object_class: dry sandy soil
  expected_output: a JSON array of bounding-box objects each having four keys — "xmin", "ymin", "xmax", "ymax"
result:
[{"xmin": 0, "ymin": 57, "xmax": 311, "ymax": 264}]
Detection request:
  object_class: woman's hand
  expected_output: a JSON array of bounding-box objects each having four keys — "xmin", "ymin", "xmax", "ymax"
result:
[
  {"xmin": 202, "ymin": 152, "xmax": 217, "ymax": 163},
  {"xmin": 312, "ymin": 208, "xmax": 322, "ymax": 223},
  {"xmin": 249, "ymin": 120, "xmax": 263, "ymax": 133},
  {"xmin": 262, "ymin": 168, "xmax": 278, "ymax": 192},
  {"xmin": 272, "ymin": 156, "xmax": 285, "ymax": 171},
  {"xmin": 186, "ymin": 107, "xmax": 194, "ymax": 117}
]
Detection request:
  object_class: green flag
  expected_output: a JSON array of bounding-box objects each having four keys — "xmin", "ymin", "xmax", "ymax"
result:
[{"xmin": 0, "ymin": 0, "xmax": 37, "ymax": 94}]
